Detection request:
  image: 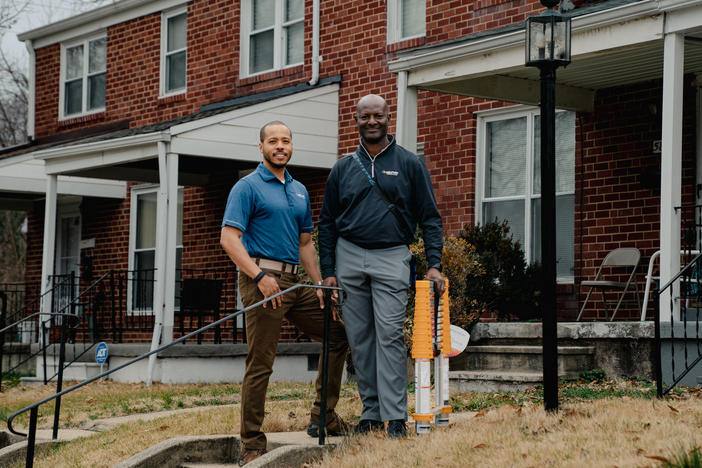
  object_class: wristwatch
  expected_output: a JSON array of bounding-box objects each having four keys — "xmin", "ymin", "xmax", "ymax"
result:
[{"xmin": 315, "ymin": 280, "xmax": 324, "ymax": 286}]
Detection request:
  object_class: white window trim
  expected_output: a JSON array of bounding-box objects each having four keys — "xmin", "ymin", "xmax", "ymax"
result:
[
  {"xmin": 58, "ymin": 32, "xmax": 107, "ymax": 121},
  {"xmin": 475, "ymin": 105, "xmax": 575, "ymax": 283},
  {"xmin": 387, "ymin": 0, "xmax": 426, "ymax": 45},
  {"xmin": 239, "ymin": 0, "xmax": 305, "ymax": 79},
  {"xmin": 127, "ymin": 184, "xmax": 184, "ymax": 315},
  {"xmin": 160, "ymin": 6, "xmax": 188, "ymax": 97}
]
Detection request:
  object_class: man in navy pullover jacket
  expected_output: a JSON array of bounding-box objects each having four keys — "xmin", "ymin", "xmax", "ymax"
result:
[{"xmin": 318, "ymin": 94, "xmax": 444, "ymax": 438}]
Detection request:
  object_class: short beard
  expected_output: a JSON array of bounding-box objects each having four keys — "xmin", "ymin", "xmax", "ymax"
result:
[
  {"xmin": 264, "ymin": 152, "xmax": 289, "ymax": 169},
  {"xmin": 361, "ymin": 131, "xmax": 387, "ymax": 145}
]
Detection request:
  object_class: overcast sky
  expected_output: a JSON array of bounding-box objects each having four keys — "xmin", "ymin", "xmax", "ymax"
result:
[{"xmin": 3, "ymin": 1, "xmax": 113, "ymax": 67}]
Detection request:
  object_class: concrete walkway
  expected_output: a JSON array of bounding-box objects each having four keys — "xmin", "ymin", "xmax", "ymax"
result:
[{"xmin": 2, "ymin": 406, "xmax": 476, "ymax": 467}]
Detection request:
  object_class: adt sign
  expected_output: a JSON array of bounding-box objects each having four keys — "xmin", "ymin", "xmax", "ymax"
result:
[{"xmin": 95, "ymin": 342, "xmax": 109, "ymax": 364}]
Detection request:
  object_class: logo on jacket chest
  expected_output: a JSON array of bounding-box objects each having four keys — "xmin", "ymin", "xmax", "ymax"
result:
[{"xmin": 381, "ymin": 170, "xmax": 399, "ymax": 176}]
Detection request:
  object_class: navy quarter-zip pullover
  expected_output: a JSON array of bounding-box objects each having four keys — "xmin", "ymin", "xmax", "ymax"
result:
[{"xmin": 318, "ymin": 135, "xmax": 443, "ymax": 278}]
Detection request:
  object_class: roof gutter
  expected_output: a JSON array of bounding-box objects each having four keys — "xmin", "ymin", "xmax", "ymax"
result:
[
  {"xmin": 24, "ymin": 39, "xmax": 35, "ymax": 141},
  {"xmin": 33, "ymin": 131, "xmax": 171, "ymax": 160}
]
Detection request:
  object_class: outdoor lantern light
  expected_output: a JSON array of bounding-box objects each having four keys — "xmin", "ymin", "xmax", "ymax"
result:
[
  {"xmin": 525, "ymin": 0, "xmax": 571, "ymax": 68},
  {"xmin": 525, "ymin": 0, "xmax": 572, "ymax": 414}
]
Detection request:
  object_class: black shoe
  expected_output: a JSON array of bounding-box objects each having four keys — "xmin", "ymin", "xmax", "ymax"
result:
[
  {"xmin": 353, "ymin": 419, "xmax": 384, "ymax": 434},
  {"xmin": 387, "ymin": 419, "xmax": 407, "ymax": 438}
]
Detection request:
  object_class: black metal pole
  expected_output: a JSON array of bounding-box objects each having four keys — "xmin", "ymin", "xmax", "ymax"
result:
[
  {"xmin": 26, "ymin": 406, "xmax": 38, "ymax": 468},
  {"xmin": 654, "ymin": 289, "xmax": 663, "ymax": 398},
  {"xmin": 52, "ymin": 319, "xmax": 68, "ymax": 439},
  {"xmin": 42, "ymin": 322, "xmax": 47, "ymax": 385},
  {"xmin": 0, "ymin": 291, "xmax": 6, "ymax": 393},
  {"xmin": 540, "ymin": 64, "xmax": 559, "ymax": 412},
  {"xmin": 318, "ymin": 290, "xmax": 332, "ymax": 446}
]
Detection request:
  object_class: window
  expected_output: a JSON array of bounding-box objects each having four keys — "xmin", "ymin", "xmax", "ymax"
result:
[
  {"xmin": 478, "ymin": 108, "xmax": 575, "ymax": 280},
  {"xmin": 60, "ymin": 35, "xmax": 106, "ymax": 118},
  {"xmin": 387, "ymin": 0, "xmax": 426, "ymax": 44},
  {"xmin": 161, "ymin": 8, "xmax": 187, "ymax": 95},
  {"xmin": 241, "ymin": 0, "xmax": 304, "ymax": 77},
  {"xmin": 129, "ymin": 186, "xmax": 183, "ymax": 312}
]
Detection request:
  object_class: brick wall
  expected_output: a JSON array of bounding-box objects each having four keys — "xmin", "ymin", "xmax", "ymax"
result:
[
  {"xmin": 25, "ymin": 0, "xmax": 695, "ymax": 334},
  {"xmin": 576, "ymin": 77, "xmax": 698, "ymax": 320}
]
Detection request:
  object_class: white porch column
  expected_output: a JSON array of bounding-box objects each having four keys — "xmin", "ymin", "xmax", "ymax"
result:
[
  {"xmin": 396, "ymin": 71, "xmax": 418, "ymax": 154},
  {"xmin": 660, "ymin": 32, "xmax": 685, "ymax": 321},
  {"xmin": 39, "ymin": 174, "xmax": 57, "ymax": 326},
  {"xmin": 147, "ymin": 143, "xmax": 169, "ymax": 385},
  {"xmin": 162, "ymin": 152, "xmax": 179, "ymax": 344}
]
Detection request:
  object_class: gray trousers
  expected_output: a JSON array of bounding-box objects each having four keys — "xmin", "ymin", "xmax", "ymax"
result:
[{"xmin": 336, "ymin": 236, "xmax": 411, "ymax": 422}]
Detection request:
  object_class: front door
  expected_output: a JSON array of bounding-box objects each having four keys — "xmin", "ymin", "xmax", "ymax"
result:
[{"xmin": 54, "ymin": 201, "xmax": 81, "ymax": 314}]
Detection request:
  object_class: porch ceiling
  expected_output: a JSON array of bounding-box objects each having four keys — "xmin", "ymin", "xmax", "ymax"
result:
[{"xmin": 390, "ymin": 1, "xmax": 702, "ymax": 112}]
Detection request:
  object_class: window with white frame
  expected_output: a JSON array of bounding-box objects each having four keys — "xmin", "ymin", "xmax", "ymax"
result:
[
  {"xmin": 240, "ymin": 0, "xmax": 304, "ymax": 77},
  {"xmin": 478, "ymin": 108, "xmax": 575, "ymax": 280},
  {"xmin": 387, "ymin": 0, "xmax": 426, "ymax": 44},
  {"xmin": 161, "ymin": 8, "xmax": 187, "ymax": 95},
  {"xmin": 129, "ymin": 186, "xmax": 183, "ymax": 312},
  {"xmin": 60, "ymin": 35, "xmax": 106, "ymax": 118}
]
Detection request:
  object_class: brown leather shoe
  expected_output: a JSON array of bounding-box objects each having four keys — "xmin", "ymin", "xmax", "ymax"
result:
[
  {"xmin": 307, "ymin": 412, "xmax": 351, "ymax": 437},
  {"xmin": 238, "ymin": 448, "xmax": 267, "ymax": 466}
]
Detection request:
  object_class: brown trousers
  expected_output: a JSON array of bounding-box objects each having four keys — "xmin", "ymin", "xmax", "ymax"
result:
[{"xmin": 238, "ymin": 269, "xmax": 349, "ymax": 450}]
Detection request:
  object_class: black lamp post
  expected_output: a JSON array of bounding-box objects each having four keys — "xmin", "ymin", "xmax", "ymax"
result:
[{"xmin": 525, "ymin": 0, "xmax": 571, "ymax": 413}]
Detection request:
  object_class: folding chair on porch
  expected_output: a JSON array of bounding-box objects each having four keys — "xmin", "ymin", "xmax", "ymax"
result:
[{"xmin": 577, "ymin": 247, "xmax": 641, "ymax": 321}]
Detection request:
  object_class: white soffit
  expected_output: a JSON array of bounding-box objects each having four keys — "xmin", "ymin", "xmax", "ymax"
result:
[
  {"xmin": 170, "ymin": 84, "xmax": 340, "ymax": 169},
  {"xmin": 0, "ymin": 154, "xmax": 126, "ymax": 198},
  {"xmin": 389, "ymin": 1, "xmax": 702, "ymax": 112}
]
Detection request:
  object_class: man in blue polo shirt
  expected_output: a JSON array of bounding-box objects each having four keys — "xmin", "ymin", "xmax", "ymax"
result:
[{"xmin": 220, "ymin": 121, "xmax": 349, "ymax": 466}]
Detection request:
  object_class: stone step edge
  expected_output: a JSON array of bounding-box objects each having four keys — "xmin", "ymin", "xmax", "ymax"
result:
[
  {"xmin": 465, "ymin": 345, "xmax": 595, "ymax": 355},
  {"xmin": 450, "ymin": 370, "xmax": 575, "ymax": 382}
]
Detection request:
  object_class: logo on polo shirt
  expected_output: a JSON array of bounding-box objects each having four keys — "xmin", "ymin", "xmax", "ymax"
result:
[
  {"xmin": 295, "ymin": 192, "xmax": 306, "ymax": 199},
  {"xmin": 382, "ymin": 170, "xmax": 399, "ymax": 176}
]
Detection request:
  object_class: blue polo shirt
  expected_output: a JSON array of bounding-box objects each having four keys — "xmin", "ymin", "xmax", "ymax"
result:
[{"xmin": 222, "ymin": 162, "xmax": 313, "ymax": 264}]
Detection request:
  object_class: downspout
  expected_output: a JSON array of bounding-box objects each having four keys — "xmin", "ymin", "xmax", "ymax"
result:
[
  {"xmin": 308, "ymin": 0, "xmax": 321, "ymax": 86},
  {"xmin": 24, "ymin": 40, "xmax": 35, "ymax": 141}
]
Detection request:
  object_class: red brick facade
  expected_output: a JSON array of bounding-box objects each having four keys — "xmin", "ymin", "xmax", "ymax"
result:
[{"xmin": 23, "ymin": 0, "xmax": 691, "ymax": 337}]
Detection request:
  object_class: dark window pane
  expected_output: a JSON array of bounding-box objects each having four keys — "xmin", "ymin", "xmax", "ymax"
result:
[
  {"xmin": 483, "ymin": 199, "xmax": 525, "ymax": 247},
  {"xmin": 250, "ymin": 30, "xmax": 274, "ymax": 73},
  {"xmin": 64, "ymin": 79, "xmax": 82, "ymax": 115},
  {"xmin": 166, "ymin": 51, "xmax": 186, "ymax": 92},
  {"xmin": 88, "ymin": 73, "xmax": 105, "ymax": 109},
  {"xmin": 253, "ymin": 0, "xmax": 275, "ymax": 30},
  {"xmin": 134, "ymin": 251, "xmax": 155, "ymax": 310}
]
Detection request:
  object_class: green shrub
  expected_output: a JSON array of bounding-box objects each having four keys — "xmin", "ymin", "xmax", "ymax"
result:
[{"xmin": 459, "ymin": 220, "xmax": 543, "ymax": 321}]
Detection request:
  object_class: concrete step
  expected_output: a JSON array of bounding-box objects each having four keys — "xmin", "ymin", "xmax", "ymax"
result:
[
  {"xmin": 458, "ymin": 345, "xmax": 595, "ymax": 375},
  {"xmin": 450, "ymin": 370, "xmax": 546, "ymax": 393}
]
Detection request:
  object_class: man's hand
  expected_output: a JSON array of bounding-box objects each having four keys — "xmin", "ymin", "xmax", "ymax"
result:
[
  {"xmin": 323, "ymin": 277, "xmax": 341, "ymax": 320},
  {"xmin": 316, "ymin": 287, "xmax": 325, "ymax": 310},
  {"xmin": 425, "ymin": 267, "xmax": 445, "ymax": 294},
  {"xmin": 257, "ymin": 274, "xmax": 282, "ymax": 309}
]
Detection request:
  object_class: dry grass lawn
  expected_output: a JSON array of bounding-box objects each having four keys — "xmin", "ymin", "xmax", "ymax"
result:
[
  {"xmin": 313, "ymin": 396, "xmax": 702, "ymax": 468},
  {"xmin": 2, "ymin": 378, "xmax": 701, "ymax": 467}
]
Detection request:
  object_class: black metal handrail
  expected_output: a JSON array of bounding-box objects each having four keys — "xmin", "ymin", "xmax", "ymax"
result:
[
  {"xmin": 656, "ymin": 248, "xmax": 702, "ymax": 397},
  {"xmin": 7, "ymin": 283, "xmax": 342, "ymax": 468}
]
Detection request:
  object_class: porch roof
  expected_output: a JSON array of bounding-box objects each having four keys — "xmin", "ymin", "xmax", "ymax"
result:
[
  {"xmin": 0, "ymin": 78, "xmax": 340, "ymax": 191},
  {"xmin": 388, "ymin": 0, "xmax": 702, "ymax": 112}
]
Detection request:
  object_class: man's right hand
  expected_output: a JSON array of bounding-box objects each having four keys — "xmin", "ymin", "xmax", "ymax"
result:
[
  {"xmin": 258, "ymin": 274, "xmax": 282, "ymax": 309},
  {"xmin": 323, "ymin": 277, "xmax": 339, "ymax": 303}
]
